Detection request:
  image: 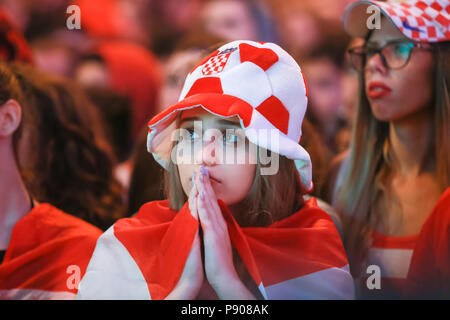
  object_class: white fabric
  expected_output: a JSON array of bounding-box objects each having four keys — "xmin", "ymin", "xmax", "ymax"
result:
[
  {"xmin": 0, "ymin": 289, "xmax": 76, "ymax": 300},
  {"xmin": 263, "ymin": 265, "xmax": 355, "ymax": 300},
  {"xmin": 364, "ymin": 248, "xmax": 414, "ymax": 279},
  {"xmin": 77, "ymin": 226, "xmax": 151, "ymax": 300}
]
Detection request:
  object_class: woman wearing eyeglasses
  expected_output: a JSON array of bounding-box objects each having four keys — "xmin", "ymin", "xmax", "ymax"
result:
[{"xmin": 328, "ymin": 0, "xmax": 449, "ymax": 299}]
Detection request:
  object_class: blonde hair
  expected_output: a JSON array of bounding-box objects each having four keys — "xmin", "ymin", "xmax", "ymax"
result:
[{"xmin": 336, "ymin": 41, "xmax": 450, "ymax": 275}]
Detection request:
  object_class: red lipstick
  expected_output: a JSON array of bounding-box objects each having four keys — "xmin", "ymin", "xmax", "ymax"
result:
[{"xmin": 367, "ymin": 81, "xmax": 392, "ymax": 99}]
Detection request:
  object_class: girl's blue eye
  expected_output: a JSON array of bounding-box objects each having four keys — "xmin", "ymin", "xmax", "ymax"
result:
[
  {"xmin": 394, "ymin": 42, "xmax": 413, "ymax": 59},
  {"xmin": 224, "ymin": 132, "xmax": 239, "ymax": 144},
  {"xmin": 187, "ymin": 129, "xmax": 200, "ymax": 140}
]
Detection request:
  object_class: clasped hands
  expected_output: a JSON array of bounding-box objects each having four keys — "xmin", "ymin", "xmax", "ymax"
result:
[{"xmin": 166, "ymin": 166, "xmax": 255, "ymax": 300}]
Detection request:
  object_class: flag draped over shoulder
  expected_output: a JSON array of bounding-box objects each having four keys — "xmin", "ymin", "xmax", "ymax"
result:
[
  {"xmin": 0, "ymin": 204, "xmax": 102, "ymax": 300},
  {"xmin": 407, "ymin": 188, "xmax": 450, "ymax": 299},
  {"xmin": 78, "ymin": 197, "xmax": 355, "ymax": 300}
]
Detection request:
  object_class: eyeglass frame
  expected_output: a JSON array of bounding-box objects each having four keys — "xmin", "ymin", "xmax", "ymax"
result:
[{"xmin": 347, "ymin": 40, "xmax": 433, "ymax": 71}]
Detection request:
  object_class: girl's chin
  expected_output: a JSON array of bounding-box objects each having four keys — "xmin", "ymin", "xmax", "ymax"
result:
[{"xmin": 370, "ymin": 102, "xmax": 395, "ymax": 122}]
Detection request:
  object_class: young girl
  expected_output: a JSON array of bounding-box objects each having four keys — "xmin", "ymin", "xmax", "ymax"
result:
[
  {"xmin": 330, "ymin": 0, "xmax": 449, "ymax": 298},
  {"xmin": 78, "ymin": 40, "xmax": 354, "ymax": 300},
  {"xmin": 0, "ymin": 62, "xmax": 102, "ymax": 299}
]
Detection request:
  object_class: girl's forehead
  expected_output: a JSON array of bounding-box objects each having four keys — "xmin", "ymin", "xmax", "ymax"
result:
[{"xmin": 179, "ymin": 107, "xmax": 241, "ymax": 126}]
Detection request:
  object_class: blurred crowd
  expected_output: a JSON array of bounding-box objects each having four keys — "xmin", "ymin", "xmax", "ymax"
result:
[{"xmin": 0, "ymin": 0, "xmax": 359, "ymax": 226}]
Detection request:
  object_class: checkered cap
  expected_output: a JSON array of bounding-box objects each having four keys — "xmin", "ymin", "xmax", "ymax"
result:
[
  {"xmin": 343, "ymin": 0, "xmax": 449, "ymax": 42},
  {"xmin": 147, "ymin": 40, "xmax": 313, "ymax": 192},
  {"xmin": 202, "ymin": 52, "xmax": 232, "ymax": 75}
]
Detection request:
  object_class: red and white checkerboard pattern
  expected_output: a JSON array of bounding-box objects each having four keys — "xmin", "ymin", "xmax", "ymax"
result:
[
  {"xmin": 344, "ymin": 0, "xmax": 449, "ymax": 42},
  {"xmin": 147, "ymin": 40, "xmax": 313, "ymax": 191},
  {"xmin": 202, "ymin": 53, "xmax": 232, "ymax": 75},
  {"xmin": 377, "ymin": 0, "xmax": 449, "ymax": 42}
]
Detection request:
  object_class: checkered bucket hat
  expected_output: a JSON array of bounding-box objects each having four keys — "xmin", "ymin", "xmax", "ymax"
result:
[
  {"xmin": 343, "ymin": 0, "xmax": 449, "ymax": 42},
  {"xmin": 147, "ymin": 40, "xmax": 313, "ymax": 192}
]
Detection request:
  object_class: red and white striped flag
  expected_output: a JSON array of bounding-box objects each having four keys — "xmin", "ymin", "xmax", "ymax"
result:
[
  {"xmin": 0, "ymin": 204, "xmax": 102, "ymax": 300},
  {"xmin": 78, "ymin": 198, "xmax": 355, "ymax": 299},
  {"xmin": 406, "ymin": 188, "xmax": 450, "ymax": 298}
]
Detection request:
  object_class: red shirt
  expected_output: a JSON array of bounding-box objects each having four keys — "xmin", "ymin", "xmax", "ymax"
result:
[
  {"xmin": 357, "ymin": 188, "xmax": 450, "ymax": 299},
  {"xmin": 78, "ymin": 197, "xmax": 355, "ymax": 299},
  {"xmin": 0, "ymin": 203, "xmax": 102, "ymax": 299}
]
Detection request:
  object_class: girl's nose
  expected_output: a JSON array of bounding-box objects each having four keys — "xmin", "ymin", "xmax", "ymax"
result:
[{"xmin": 195, "ymin": 135, "xmax": 220, "ymax": 166}]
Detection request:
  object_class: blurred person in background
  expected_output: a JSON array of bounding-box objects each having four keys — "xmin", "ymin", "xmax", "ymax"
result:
[
  {"xmin": 329, "ymin": 0, "xmax": 449, "ymax": 299},
  {"xmin": 11, "ymin": 63, "xmax": 126, "ymax": 231},
  {"xmin": 157, "ymin": 32, "xmax": 225, "ymax": 114},
  {"xmin": 0, "ymin": 0, "xmax": 69, "ymax": 39},
  {"xmin": 305, "ymin": 0, "xmax": 356, "ymax": 24},
  {"xmin": 75, "ymin": 41, "xmax": 161, "ymax": 144},
  {"xmin": 0, "ymin": 8, "xmax": 33, "ymax": 63},
  {"xmin": 84, "ymin": 84, "xmax": 133, "ymax": 165},
  {"xmin": 147, "ymin": 0, "xmax": 204, "ymax": 57},
  {"xmin": 1, "ymin": 4, "xmax": 124, "ymax": 231},
  {"xmin": 200, "ymin": 0, "xmax": 278, "ymax": 43},
  {"xmin": 0, "ymin": 61, "xmax": 102, "ymax": 299},
  {"xmin": 300, "ymin": 32, "xmax": 352, "ymax": 158},
  {"xmin": 31, "ymin": 35, "xmax": 83, "ymax": 77},
  {"xmin": 0, "ymin": 0, "xmax": 29, "ymax": 32},
  {"xmin": 75, "ymin": 41, "xmax": 162, "ymax": 196}
]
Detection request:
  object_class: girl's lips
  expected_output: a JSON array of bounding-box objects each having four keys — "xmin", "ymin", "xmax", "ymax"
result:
[
  {"xmin": 195, "ymin": 167, "xmax": 221, "ymax": 184},
  {"xmin": 367, "ymin": 81, "xmax": 392, "ymax": 99},
  {"xmin": 208, "ymin": 175, "xmax": 221, "ymax": 184}
]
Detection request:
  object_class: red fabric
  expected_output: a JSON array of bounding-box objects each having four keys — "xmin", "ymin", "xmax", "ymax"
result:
[
  {"xmin": 75, "ymin": 0, "xmax": 117, "ymax": 37},
  {"xmin": 191, "ymin": 50, "xmax": 220, "ymax": 74},
  {"xmin": 186, "ymin": 77, "xmax": 223, "ymax": 98},
  {"xmin": 113, "ymin": 201, "xmax": 199, "ymax": 300},
  {"xmin": 74, "ymin": 0, "xmax": 130, "ymax": 40},
  {"xmin": 148, "ymin": 93, "xmax": 255, "ymax": 130},
  {"xmin": 113, "ymin": 197, "xmax": 349, "ymax": 299},
  {"xmin": 202, "ymin": 53, "xmax": 232, "ymax": 75},
  {"xmin": 407, "ymin": 188, "xmax": 450, "ymax": 298},
  {"xmin": 0, "ymin": 204, "xmax": 102, "ymax": 297},
  {"xmin": 301, "ymin": 71, "xmax": 308, "ymax": 97},
  {"xmin": 96, "ymin": 41, "xmax": 161, "ymax": 139},
  {"xmin": 239, "ymin": 43, "xmax": 278, "ymax": 71},
  {"xmin": 0, "ymin": 9, "xmax": 33, "ymax": 63},
  {"xmin": 256, "ymin": 96, "xmax": 290, "ymax": 134},
  {"xmin": 371, "ymin": 232, "xmax": 418, "ymax": 250}
]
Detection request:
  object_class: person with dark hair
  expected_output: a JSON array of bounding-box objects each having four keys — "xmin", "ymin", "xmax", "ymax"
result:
[
  {"xmin": 75, "ymin": 41, "xmax": 162, "ymax": 142},
  {"xmin": 0, "ymin": 61, "xmax": 102, "ymax": 299},
  {"xmin": 200, "ymin": 0, "xmax": 279, "ymax": 43},
  {"xmin": 0, "ymin": 8, "xmax": 33, "ymax": 63},
  {"xmin": 10, "ymin": 63, "xmax": 126, "ymax": 231},
  {"xmin": 146, "ymin": 0, "xmax": 204, "ymax": 57},
  {"xmin": 75, "ymin": 41, "xmax": 162, "ymax": 200},
  {"xmin": 300, "ymin": 41, "xmax": 352, "ymax": 158},
  {"xmin": 330, "ymin": 0, "xmax": 449, "ymax": 299}
]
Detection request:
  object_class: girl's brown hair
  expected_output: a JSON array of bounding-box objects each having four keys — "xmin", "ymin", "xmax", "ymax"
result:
[
  {"xmin": 0, "ymin": 62, "xmax": 26, "ymax": 166},
  {"xmin": 10, "ymin": 63, "xmax": 125, "ymax": 230},
  {"xmin": 165, "ymin": 144, "xmax": 306, "ymax": 227},
  {"xmin": 335, "ymin": 40, "xmax": 450, "ymax": 276}
]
